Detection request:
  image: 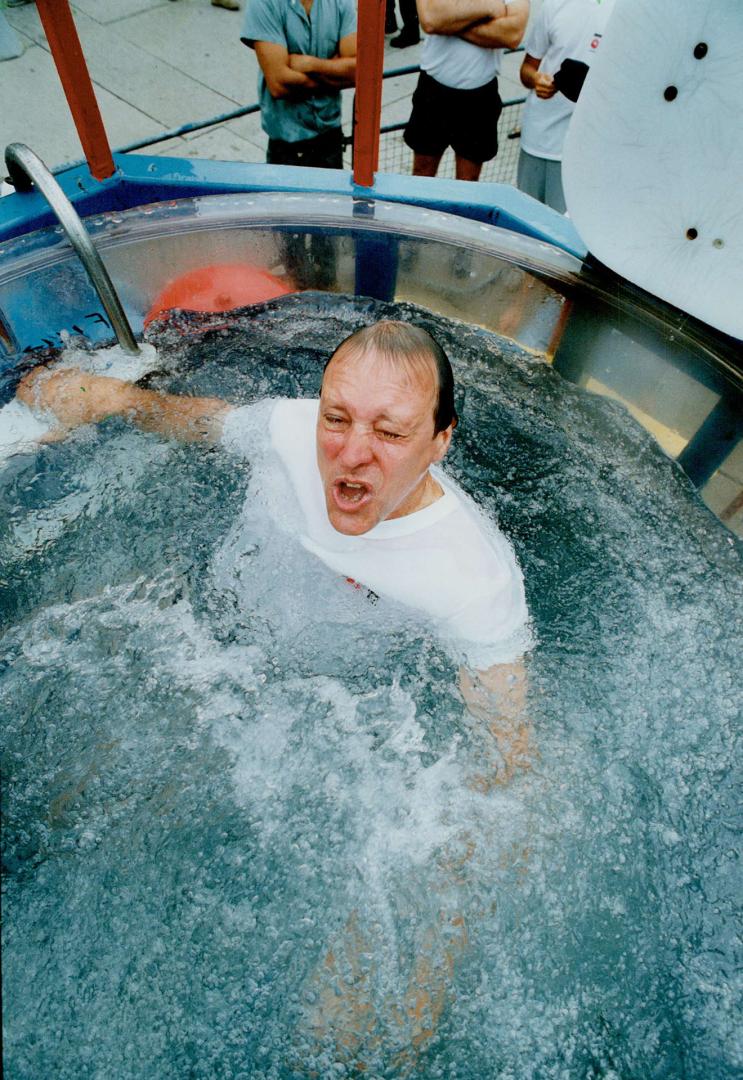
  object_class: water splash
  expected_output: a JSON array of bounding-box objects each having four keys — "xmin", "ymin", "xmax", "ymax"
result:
[
  {"xmin": 0, "ymin": 339, "xmax": 162, "ymax": 465},
  {"xmin": 1, "ymin": 293, "xmax": 740, "ymax": 1078}
]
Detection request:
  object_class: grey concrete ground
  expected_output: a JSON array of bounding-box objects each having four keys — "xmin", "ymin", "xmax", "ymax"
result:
[{"xmin": 0, "ymin": 0, "xmax": 526, "ymax": 173}]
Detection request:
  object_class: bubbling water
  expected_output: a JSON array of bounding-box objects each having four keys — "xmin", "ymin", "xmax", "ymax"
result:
[
  {"xmin": 0, "ymin": 339, "xmax": 163, "ymax": 464},
  {"xmin": 1, "ymin": 293, "xmax": 741, "ymax": 1079}
]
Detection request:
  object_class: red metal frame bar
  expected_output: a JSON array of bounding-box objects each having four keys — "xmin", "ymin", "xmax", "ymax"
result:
[
  {"xmin": 353, "ymin": 0, "xmax": 386, "ymax": 187},
  {"xmin": 35, "ymin": 0, "xmax": 115, "ymax": 181}
]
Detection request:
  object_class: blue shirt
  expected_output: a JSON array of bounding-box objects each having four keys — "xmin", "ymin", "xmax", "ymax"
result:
[{"xmin": 241, "ymin": 0, "xmax": 356, "ymax": 143}]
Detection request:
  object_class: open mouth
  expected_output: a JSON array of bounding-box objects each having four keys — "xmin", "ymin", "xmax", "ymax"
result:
[{"xmin": 333, "ymin": 479, "xmax": 372, "ymax": 508}]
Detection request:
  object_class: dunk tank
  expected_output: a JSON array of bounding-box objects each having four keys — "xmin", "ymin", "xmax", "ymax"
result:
[{"xmin": 1, "ymin": 1, "xmax": 741, "ymax": 1077}]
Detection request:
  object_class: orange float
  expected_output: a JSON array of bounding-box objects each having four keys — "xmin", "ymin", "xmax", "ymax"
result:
[{"xmin": 144, "ymin": 263, "xmax": 294, "ymax": 327}]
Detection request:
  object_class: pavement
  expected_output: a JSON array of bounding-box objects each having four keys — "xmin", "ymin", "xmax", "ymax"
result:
[{"xmin": 0, "ymin": 0, "xmax": 527, "ymax": 174}]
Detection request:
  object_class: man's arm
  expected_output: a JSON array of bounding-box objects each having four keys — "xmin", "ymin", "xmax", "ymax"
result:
[
  {"xmin": 254, "ymin": 40, "xmax": 321, "ymax": 99},
  {"xmin": 459, "ymin": 0, "xmax": 529, "ymax": 50},
  {"xmin": 459, "ymin": 660, "xmax": 532, "ymax": 785},
  {"xmin": 17, "ymin": 368, "xmax": 232, "ymax": 444},
  {"xmin": 416, "ymin": 0, "xmax": 505, "ymax": 37},
  {"xmin": 519, "ymin": 52, "xmax": 557, "ymax": 98},
  {"xmin": 288, "ymin": 32, "xmax": 356, "ymax": 91}
]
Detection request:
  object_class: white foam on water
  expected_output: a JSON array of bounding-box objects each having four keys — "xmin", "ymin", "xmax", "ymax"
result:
[
  {"xmin": 9, "ymin": 431, "xmax": 172, "ymax": 558},
  {"xmin": 219, "ymin": 672, "xmax": 466, "ymax": 865},
  {"xmin": 0, "ymin": 398, "xmax": 56, "ymax": 461},
  {"xmin": 2, "ymin": 298, "xmax": 740, "ymax": 1078},
  {"xmin": 0, "ymin": 341, "xmax": 161, "ymax": 467}
]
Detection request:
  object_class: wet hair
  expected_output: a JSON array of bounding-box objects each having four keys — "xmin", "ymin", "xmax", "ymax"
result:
[{"xmin": 324, "ymin": 320, "xmax": 458, "ymax": 435}]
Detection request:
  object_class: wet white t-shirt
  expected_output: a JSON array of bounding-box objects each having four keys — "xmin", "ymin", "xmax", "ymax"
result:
[{"xmin": 221, "ymin": 398, "xmax": 532, "ymax": 668}]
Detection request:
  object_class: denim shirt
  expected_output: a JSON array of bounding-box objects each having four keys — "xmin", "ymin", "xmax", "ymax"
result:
[{"xmin": 241, "ymin": 0, "xmax": 356, "ymax": 143}]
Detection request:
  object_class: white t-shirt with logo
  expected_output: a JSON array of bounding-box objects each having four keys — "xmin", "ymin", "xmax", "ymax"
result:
[
  {"xmin": 420, "ymin": 0, "xmax": 513, "ymax": 90},
  {"xmin": 221, "ymin": 398, "xmax": 532, "ymax": 669},
  {"xmin": 520, "ymin": 0, "xmax": 616, "ymax": 160}
]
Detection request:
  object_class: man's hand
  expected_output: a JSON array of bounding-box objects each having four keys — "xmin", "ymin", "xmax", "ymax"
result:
[
  {"xmin": 533, "ymin": 72, "xmax": 556, "ymax": 99},
  {"xmin": 17, "ymin": 366, "xmax": 232, "ymax": 444},
  {"xmin": 459, "ymin": 660, "xmax": 533, "ymax": 786},
  {"xmin": 287, "ymin": 52, "xmax": 317, "ymax": 75},
  {"xmin": 520, "ymin": 54, "xmax": 557, "ymax": 98},
  {"xmin": 17, "ymin": 368, "xmax": 136, "ymax": 430}
]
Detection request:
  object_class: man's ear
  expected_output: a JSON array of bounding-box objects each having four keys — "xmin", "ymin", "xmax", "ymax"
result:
[{"xmin": 432, "ymin": 422, "xmax": 454, "ymax": 463}]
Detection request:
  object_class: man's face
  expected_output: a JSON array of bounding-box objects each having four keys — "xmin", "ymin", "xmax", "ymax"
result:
[{"xmin": 316, "ymin": 346, "xmax": 453, "ymax": 536}]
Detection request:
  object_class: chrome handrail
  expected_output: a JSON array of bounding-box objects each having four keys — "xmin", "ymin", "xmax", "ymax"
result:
[{"xmin": 5, "ymin": 142, "xmax": 140, "ymax": 356}]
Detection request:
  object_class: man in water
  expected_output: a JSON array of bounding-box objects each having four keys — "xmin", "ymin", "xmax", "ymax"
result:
[
  {"xmin": 18, "ymin": 319, "xmax": 531, "ymax": 1059},
  {"xmin": 18, "ymin": 320, "xmax": 530, "ymax": 752}
]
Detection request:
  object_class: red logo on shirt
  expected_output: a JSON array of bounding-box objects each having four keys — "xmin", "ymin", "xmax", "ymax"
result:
[{"xmin": 345, "ymin": 577, "xmax": 379, "ymax": 604}]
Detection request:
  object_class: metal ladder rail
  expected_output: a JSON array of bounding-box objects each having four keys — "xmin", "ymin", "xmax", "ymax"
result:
[{"xmin": 5, "ymin": 142, "xmax": 140, "ymax": 356}]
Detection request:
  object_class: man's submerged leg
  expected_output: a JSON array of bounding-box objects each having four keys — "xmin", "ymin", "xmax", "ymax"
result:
[
  {"xmin": 298, "ymin": 912, "xmax": 379, "ymax": 1068},
  {"xmin": 296, "ymin": 897, "xmax": 469, "ymax": 1070}
]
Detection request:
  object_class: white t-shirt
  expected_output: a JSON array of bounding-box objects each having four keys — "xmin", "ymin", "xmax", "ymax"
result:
[
  {"xmin": 221, "ymin": 398, "xmax": 532, "ymax": 669},
  {"xmin": 420, "ymin": 0, "xmax": 513, "ymax": 90},
  {"xmin": 520, "ymin": 0, "xmax": 616, "ymax": 160}
]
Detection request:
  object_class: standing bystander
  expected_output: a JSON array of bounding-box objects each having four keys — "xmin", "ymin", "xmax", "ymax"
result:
[
  {"xmin": 404, "ymin": 0, "xmax": 528, "ymax": 181},
  {"xmin": 240, "ymin": 0, "xmax": 356, "ymax": 285},
  {"xmin": 240, "ymin": 0, "xmax": 356, "ymax": 169},
  {"xmin": 517, "ymin": 0, "xmax": 616, "ymax": 213}
]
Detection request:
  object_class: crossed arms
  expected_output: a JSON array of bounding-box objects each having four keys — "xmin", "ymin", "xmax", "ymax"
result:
[
  {"xmin": 416, "ymin": 0, "xmax": 528, "ymax": 49},
  {"xmin": 254, "ymin": 32, "xmax": 356, "ymax": 100}
]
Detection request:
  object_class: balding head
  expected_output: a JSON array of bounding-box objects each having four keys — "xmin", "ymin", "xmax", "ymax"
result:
[
  {"xmin": 324, "ymin": 321, "xmax": 458, "ymax": 437},
  {"xmin": 316, "ymin": 320, "xmax": 457, "ymax": 535}
]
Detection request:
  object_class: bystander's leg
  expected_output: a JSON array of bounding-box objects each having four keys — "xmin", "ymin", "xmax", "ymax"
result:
[
  {"xmin": 454, "ymin": 155, "xmax": 483, "ymax": 182},
  {"xmin": 516, "ymin": 147, "xmax": 548, "ymax": 204},
  {"xmin": 267, "ymin": 130, "xmax": 342, "ymax": 288},
  {"xmin": 543, "ymin": 159, "xmax": 567, "ymax": 214},
  {"xmin": 390, "ymin": 0, "xmax": 420, "ymax": 48},
  {"xmin": 412, "ymin": 152, "xmax": 443, "ymax": 177}
]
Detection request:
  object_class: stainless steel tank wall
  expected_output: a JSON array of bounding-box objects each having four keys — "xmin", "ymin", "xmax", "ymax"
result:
[{"xmin": 0, "ymin": 193, "xmax": 740, "ymax": 533}]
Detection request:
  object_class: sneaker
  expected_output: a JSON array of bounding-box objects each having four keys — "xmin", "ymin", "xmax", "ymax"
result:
[
  {"xmin": 211, "ymin": 0, "xmax": 240, "ymax": 8},
  {"xmin": 390, "ymin": 28, "xmax": 420, "ymax": 48}
]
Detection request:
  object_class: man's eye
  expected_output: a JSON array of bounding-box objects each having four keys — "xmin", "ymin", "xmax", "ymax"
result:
[
  {"xmin": 325, "ymin": 415, "xmax": 345, "ymax": 425},
  {"xmin": 378, "ymin": 430, "xmax": 402, "ymax": 440}
]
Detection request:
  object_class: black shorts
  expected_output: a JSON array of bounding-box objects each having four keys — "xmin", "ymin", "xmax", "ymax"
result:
[
  {"xmin": 404, "ymin": 70, "xmax": 502, "ymax": 164},
  {"xmin": 267, "ymin": 127, "xmax": 344, "ymax": 170}
]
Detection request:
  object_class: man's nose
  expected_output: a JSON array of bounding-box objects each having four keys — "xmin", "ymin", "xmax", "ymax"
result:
[{"xmin": 338, "ymin": 425, "xmax": 374, "ymax": 469}]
